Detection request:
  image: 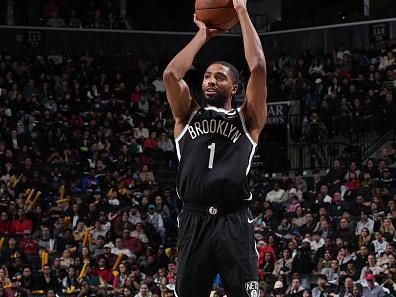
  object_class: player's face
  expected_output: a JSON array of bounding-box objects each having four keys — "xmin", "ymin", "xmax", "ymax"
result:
[{"xmin": 202, "ymin": 64, "xmax": 238, "ymax": 108}]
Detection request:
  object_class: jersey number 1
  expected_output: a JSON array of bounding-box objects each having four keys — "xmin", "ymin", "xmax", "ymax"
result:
[{"xmin": 207, "ymin": 143, "xmax": 216, "ymax": 169}]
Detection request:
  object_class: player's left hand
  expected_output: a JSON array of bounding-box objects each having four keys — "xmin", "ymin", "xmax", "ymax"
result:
[{"xmin": 193, "ymin": 14, "xmax": 227, "ymax": 40}]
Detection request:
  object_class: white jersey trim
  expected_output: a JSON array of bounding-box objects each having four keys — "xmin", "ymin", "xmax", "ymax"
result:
[
  {"xmin": 176, "ymin": 187, "xmax": 183, "ymax": 201},
  {"xmin": 254, "ymin": 240, "xmax": 259, "ymax": 259},
  {"xmin": 246, "ymin": 143, "xmax": 256, "ymax": 175},
  {"xmin": 205, "ymin": 105, "xmax": 237, "ymax": 114},
  {"xmin": 175, "ymin": 106, "xmax": 200, "ymax": 142},
  {"xmin": 175, "ymin": 107, "xmax": 200, "ymax": 161},
  {"xmin": 237, "ymin": 107, "xmax": 257, "ymax": 175},
  {"xmin": 244, "ymin": 193, "xmax": 253, "ymax": 201}
]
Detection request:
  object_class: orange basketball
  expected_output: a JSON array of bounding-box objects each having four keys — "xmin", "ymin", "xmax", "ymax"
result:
[{"xmin": 195, "ymin": 0, "xmax": 238, "ymax": 30}]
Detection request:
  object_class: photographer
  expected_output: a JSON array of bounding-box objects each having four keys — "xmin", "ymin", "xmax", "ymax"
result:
[
  {"xmin": 302, "ymin": 112, "xmax": 328, "ymax": 167},
  {"xmin": 302, "ymin": 112, "xmax": 328, "ymax": 144}
]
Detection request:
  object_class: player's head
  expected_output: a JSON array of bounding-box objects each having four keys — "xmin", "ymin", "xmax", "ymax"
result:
[{"xmin": 202, "ymin": 61, "xmax": 239, "ymax": 108}]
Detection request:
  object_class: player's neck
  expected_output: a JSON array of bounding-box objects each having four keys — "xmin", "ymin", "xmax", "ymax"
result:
[{"xmin": 208, "ymin": 102, "xmax": 232, "ymax": 111}]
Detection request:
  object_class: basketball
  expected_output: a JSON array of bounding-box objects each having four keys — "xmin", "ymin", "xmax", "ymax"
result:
[{"xmin": 195, "ymin": 0, "xmax": 238, "ymax": 30}]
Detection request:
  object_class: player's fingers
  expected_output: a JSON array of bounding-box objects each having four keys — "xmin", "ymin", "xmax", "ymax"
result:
[{"xmin": 193, "ymin": 13, "xmax": 201, "ymax": 24}]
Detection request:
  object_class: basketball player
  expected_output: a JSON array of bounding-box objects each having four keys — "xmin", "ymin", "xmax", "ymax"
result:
[{"xmin": 163, "ymin": 0, "xmax": 267, "ymax": 296}]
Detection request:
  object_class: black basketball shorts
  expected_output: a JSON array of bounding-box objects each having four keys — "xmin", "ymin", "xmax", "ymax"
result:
[{"xmin": 175, "ymin": 204, "xmax": 259, "ymax": 297}]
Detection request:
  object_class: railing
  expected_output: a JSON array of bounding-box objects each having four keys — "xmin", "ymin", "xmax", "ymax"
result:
[
  {"xmin": 288, "ymin": 141, "xmax": 351, "ymax": 171},
  {"xmin": 287, "ymin": 107, "xmax": 395, "ymax": 170},
  {"xmin": 1, "ymin": 17, "xmax": 396, "ymax": 61}
]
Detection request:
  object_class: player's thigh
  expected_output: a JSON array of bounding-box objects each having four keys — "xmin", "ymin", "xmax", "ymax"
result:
[
  {"xmin": 215, "ymin": 210, "xmax": 259, "ymax": 297},
  {"xmin": 176, "ymin": 213, "xmax": 217, "ymax": 297}
]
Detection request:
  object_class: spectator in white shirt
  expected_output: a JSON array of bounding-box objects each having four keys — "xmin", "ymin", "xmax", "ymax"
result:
[
  {"xmin": 133, "ymin": 121, "xmax": 149, "ymax": 141},
  {"xmin": 128, "ymin": 205, "xmax": 141, "ymax": 225},
  {"xmin": 92, "ymin": 219, "xmax": 108, "ymax": 240},
  {"xmin": 321, "ymin": 260, "xmax": 340, "ymax": 287},
  {"xmin": 311, "ymin": 232, "xmax": 325, "ymax": 252},
  {"xmin": 371, "ymin": 231, "xmax": 388, "ymax": 256},
  {"xmin": 266, "ymin": 182, "xmax": 287, "ymax": 204},
  {"xmin": 111, "ymin": 237, "xmax": 134, "ymax": 259},
  {"xmin": 360, "ymin": 255, "xmax": 381, "ymax": 280},
  {"xmin": 152, "ymin": 75, "xmax": 165, "ymax": 93},
  {"xmin": 356, "ymin": 209, "xmax": 374, "ymax": 235}
]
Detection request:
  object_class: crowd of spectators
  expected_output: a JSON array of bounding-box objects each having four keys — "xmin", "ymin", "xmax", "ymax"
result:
[
  {"xmin": 42, "ymin": 0, "xmax": 127, "ymax": 29},
  {"xmin": 266, "ymin": 42, "xmax": 396, "ymax": 143},
  {"xmin": 0, "ymin": 39, "xmax": 395, "ymax": 297},
  {"xmin": 0, "ymin": 48, "xmax": 178, "ymax": 296}
]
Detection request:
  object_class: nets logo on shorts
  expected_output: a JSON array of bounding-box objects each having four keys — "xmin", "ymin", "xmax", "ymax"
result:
[{"xmin": 245, "ymin": 281, "xmax": 258, "ymax": 297}]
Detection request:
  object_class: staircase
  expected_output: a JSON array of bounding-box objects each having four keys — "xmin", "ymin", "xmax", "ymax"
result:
[{"xmin": 354, "ymin": 129, "xmax": 395, "ymax": 162}]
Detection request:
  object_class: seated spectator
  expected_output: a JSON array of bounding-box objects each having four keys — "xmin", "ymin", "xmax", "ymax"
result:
[
  {"xmin": 357, "ymin": 228, "xmax": 372, "ymax": 247},
  {"xmin": 360, "ymin": 254, "xmax": 381, "ymax": 279},
  {"xmin": 362, "ymin": 274, "xmax": 385, "ymax": 297},
  {"xmin": 321, "ymin": 260, "xmax": 340, "ymax": 288},
  {"xmin": 111, "ymin": 237, "xmax": 134, "ymax": 259},
  {"xmin": 139, "ymin": 165, "xmax": 156, "ymax": 184},
  {"xmin": 18, "ymin": 229, "xmax": 37, "ymax": 257},
  {"xmin": 371, "ymin": 231, "xmax": 388, "ymax": 256},
  {"xmin": 286, "ymin": 277, "xmax": 304, "ymax": 297},
  {"xmin": 135, "ymin": 283, "xmax": 152, "ymax": 297},
  {"xmin": 379, "ymin": 218, "xmax": 395, "ymax": 242},
  {"xmin": 311, "ymin": 274, "xmax": 329, "ymax": 297},
  {"xmin": 11, "ymin": 208, "xmax": 32, "ymax": 236},
  {"xmin": 61, "ymin": 266, "xmax": 79, "ymax": 294},
  {"xmin": 342, "ymin": 260, "xmax": 360, "ymax": 281},
  {"xmin": 0, "ymin": 211, "xmax": 11, "ymax": 235},
  {"xmin": 46, "ymin": 11, "xmax": 66, "ymax": 27},
  {"xmin": 266, "ymin": 182, "xmax": 287, "ymax": 204},
  {"xmin": 68, "ymin": 10, "xmax": 82, "ymax": 28},
  {"xmin": 94, "ymin": 257, "xmax": 113, "ymax": 285},
  {"xmin": 310, "ymin": 232, "xmax": 324, "ymax": 252},
  {"xmin": 143, "ymin": 132, "xmax": 162, "ymax": 160},
  {"xmin": 89, "ymin": 9, "xmax": 105, "ymax": 29},
  {"xmin": 131, "ymin": 222, "xmax": 150, "ymax": 244},
  {"xmin": 316, "ymin": 249, "xmax": 334, "ymax": 273},
  {"xmin": 273, "ymin": 248, "xmax": 293, "ymax": 278},
  {"xmin": 355, "ymin": 210, "xmax": 374, "ymax": 235},
  {"xmin": 60, "ymin": 249, "xmax": 74, "ymax": 269},
  {"xmin": 19, "ymin": 266, "xmax": 34, "ymax": 292},
  {"xmin": 338, "ymin": 277, "xmax": 354, "ymax": 297},
  {"xmin": 355, "ymin": 245, "xmax": 370, "ymax": 272},
  {"xmin": 0, "ymin": 267, "xmax": 12, "ymax": 288}
]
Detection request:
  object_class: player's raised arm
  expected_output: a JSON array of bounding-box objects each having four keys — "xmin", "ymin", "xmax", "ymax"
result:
[
  {"xmin": 163, "ymin": 16, "xmax": 225, "ymax": 137},
  {"xmin": 234, "ymin": 0, "xmax": 267, "ymax": 143}
]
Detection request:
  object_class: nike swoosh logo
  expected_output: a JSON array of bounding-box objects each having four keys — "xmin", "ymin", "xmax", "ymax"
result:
[{"xmin": 248, "ymin": 218, "xmax": 254, "ymax": 223}]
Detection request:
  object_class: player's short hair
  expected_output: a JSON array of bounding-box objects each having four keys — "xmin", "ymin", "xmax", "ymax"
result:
[{"xmin": 211, "ymin": 61, "xmax": 240, "ymax": 83}]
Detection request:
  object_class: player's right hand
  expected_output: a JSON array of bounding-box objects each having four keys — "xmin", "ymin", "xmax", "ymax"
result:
[{"xmin": 232, "ymin": 0, "xmax": 247, "ymax": 11}]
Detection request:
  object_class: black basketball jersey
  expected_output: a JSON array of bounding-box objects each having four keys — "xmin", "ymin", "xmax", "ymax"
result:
[{"xmin": 175, "ymin": 106, "xmax": 257, "ymax": 206}]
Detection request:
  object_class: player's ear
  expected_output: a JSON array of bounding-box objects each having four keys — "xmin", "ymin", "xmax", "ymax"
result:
[{"xmin": 231, "ymin": 83, "xmax": 238, "ymax": 95}]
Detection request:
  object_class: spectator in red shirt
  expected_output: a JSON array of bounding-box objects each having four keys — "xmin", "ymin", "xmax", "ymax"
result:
[
  {"xmin": 143, "ymin": 132, "xmax": 161, "ymax": 159},
  {"xmin": 11, "ymin": 209, "xmax": 32, "ymax": 235},
  {"xmin": 0, "ymin": 211, "xmax": 11, "ymax": 235},
  {"xmin": 257, "ymin": 240, "xmax": 277, "ymax": 267},
  {"xmin": 18, "ymin": 229, "xmax": 38, "ymax": 255},
  {"xmin": 344, "ymin": 172, "xmax": 361, "ymax": 191},
  {"xmin": 94, "ymin": 257, "xmax": 113, "ymax": 285},
  {"xmin": 122, "ymin": 228, "xmax": 144, "ymax": 256}
]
